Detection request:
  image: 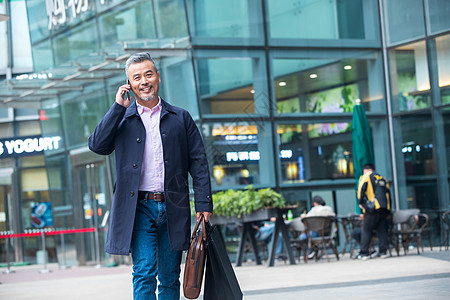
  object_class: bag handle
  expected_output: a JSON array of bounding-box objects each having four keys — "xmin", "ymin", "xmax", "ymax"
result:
[{"xmin": 191, "ymin": 214, "xmax": 207, "ymax": 241}]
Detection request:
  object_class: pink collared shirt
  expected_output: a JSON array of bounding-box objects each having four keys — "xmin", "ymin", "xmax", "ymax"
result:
[{"xmin": 137, "ymin": 98, "xmax": 164, "ymax": 192}]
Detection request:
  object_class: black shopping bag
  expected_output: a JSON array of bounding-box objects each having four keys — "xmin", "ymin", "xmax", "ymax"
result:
[{"xmin": 204, "ymin": 222, "xmax": 243, "ymax": 300}]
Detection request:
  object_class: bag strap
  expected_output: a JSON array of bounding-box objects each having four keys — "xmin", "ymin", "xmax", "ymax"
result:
[
  {"xmin": 191, "ymin": 214, "xmax": 206, "ymax": 241},
  {"xmin": 201, "ymin": 216, "xmax": 206, "ymax": 242}
]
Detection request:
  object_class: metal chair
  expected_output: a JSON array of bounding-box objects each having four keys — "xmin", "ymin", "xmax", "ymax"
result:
[
  {"xmin": 301, "ymin": 216, "xmax": 339, "ymax": 262},
  {"xmin": 390, "ymin": 209, "xmax": 426, "ymax": 255},
  {"xmin": 441, "ymin": 210, "xmax": 450, "ymax": 251},
  {"xmin": 339, "ymin": 214, "xmax": 362, "ymax": 258},
  {"xmin": 288, "ymin": 217, "xmax": 308, "ymax": 263}
]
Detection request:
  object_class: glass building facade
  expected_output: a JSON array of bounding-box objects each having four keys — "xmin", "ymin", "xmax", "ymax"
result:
[{"xmin": 0, "ymin": 0, "xmax": 449, "ymax": 265}]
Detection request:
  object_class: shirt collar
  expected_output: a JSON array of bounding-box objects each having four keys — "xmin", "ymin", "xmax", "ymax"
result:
[{"xmin": 137, "ymin": 97, "xmax": 162, "ymax": 115}]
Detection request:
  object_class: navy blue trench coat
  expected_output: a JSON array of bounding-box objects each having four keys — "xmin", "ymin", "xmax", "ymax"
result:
[{"xmin": 88, "ymin": 99, "xmax": 213, "ymax": 255}]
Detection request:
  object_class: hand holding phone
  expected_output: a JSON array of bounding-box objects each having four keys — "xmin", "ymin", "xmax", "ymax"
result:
[
  {"xmin": 124, "ymin": 80, "xmax": 131, "ymax": 101},
  {"xmin": 115, "ymin": 80, "xmax": 132, "ymax": 108}
]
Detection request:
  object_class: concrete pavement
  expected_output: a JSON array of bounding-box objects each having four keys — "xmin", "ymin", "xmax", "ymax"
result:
[{"xmin": 1, "ymin": 248, "xmax": 449, "ymax": 299}]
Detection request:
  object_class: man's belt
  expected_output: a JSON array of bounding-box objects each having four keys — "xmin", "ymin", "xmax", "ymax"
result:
[{"xmin": 138, "ymin": 191, "xmax": 165, "ymax": 202}]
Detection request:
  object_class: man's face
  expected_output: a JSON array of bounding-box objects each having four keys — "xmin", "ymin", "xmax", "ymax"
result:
[{"xmin": 127, "ymin": 60, "xmax": 160, "ymax": 103}]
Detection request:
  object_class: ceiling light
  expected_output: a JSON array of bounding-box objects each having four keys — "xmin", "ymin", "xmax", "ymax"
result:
[
  {"xmin": 250, "ymin": 89, "xmax": 255, "ymax": 94},
  {"xmin": 278, "ymin": 81, "xmax": 286, "ymax": 87},
  {"xmin": 309, "ymin": 74, "xmax": 318, "ymax": 79},
  {"xmin": 344, "ymin": 65, "xmax": 352, "ymax": 70}
]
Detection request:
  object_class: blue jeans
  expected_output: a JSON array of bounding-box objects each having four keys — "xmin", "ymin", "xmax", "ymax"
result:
[
  {"xmin": 258, "ymin": 224, "xmax": 283, "ymax": 255},
  {"xmin": 299, "ymin": 231, "xmax": 319, "ymax": 240},
  {"xmin": 130, "ymin": 199, "xmax": 182, "ymax": 300}
]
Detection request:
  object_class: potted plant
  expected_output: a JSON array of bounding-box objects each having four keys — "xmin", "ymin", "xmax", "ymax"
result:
[{"xmin": 207, "ymin": 186, "xmax": 286, "ymax": 223}]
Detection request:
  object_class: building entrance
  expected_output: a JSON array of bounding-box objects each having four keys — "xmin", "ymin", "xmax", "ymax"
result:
[{"xmin": 71, "ymin": 149, "xmax": 112, "ymax": 265}]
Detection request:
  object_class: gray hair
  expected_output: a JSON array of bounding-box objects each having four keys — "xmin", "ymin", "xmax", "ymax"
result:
[{"xmin": 125, "ymin": 52, "xmax": 158, "ymax": 77}]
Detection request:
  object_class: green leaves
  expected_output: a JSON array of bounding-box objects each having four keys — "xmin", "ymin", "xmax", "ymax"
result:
[{"xmin": 210, "ymin": 185, "xmax": 286, "ymax": 217}]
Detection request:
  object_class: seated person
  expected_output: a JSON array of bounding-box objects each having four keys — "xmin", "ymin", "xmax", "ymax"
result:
[
  {"xmin": 299, "ymin": 195, "xmax": 336, "ymax": 239},
  {"xmin": 299, "ymin": 196, "xmax": 336, "ymax": 258},
  {"xmin": 255, "ymin": 218, "xmax": 283, "ymax": 258},
  {"xmin": 302, "ymin": 195, "xmax": 336, "ymax": 218}
]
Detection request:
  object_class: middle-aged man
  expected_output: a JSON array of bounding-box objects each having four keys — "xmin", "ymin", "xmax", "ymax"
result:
[
  {"xmin": 356, "ymin": 163, "xmax": 391, "ymax": 260},
  {"xmin": 88, "ymin": 52, "xmax": 213, "ymax": 299}
]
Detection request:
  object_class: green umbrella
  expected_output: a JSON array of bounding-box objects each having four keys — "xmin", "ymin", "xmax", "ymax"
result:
[{"xmin": 352, "ymin": 101, "xmax": 374, "ymax": 213}]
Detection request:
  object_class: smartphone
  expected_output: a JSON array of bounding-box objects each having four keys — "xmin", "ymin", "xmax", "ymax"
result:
[{"xmin": 124, "ymin": 80, "xmax": 131, "ymax": 101}]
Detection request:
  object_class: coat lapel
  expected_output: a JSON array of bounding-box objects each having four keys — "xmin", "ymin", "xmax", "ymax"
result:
[{"xmin": 124, "ymin": 101, "xmax": 139, "ymax": 119}]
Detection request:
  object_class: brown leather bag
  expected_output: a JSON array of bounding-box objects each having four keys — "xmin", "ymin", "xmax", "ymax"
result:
[{"xmin": 183, "ymin": 215, "xmax": 207, "ymax": 299}]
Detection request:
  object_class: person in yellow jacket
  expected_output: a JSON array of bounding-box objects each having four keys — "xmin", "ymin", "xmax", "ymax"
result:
[{"xmin": 356, "ymin": 164, "xmax": 391, "ymax": 260}]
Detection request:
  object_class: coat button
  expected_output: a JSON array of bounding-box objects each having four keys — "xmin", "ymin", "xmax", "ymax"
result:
[
  {"xmin": 133, "ymin": 164, "xmax": 138, "ymax": 168},
  {"xmin": 130, "ymin": 191, "xmax": 135, "ymax": 196},
  {"xmin": 137, "ymin": 138, "xmax": 141, "ymax": 143}
]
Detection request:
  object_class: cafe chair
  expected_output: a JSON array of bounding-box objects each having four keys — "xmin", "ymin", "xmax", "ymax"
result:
[
  {"xmin": 339, "ymin": 214, "xmax": 362, "ymax": 258},
  {"xmin": 441, "ymin": 210, "xmax": 450, "ymax": 251},
  {"xmin": 301, "ymin": 216, "xmax": 339, "ymax": 262},
  {"xmin": 288, "ymin": 217, "xmax": 308, "ymax": 263},
  {"xmin": 390, "ymin": 209, "xmax": 426, "ymax": 255}
]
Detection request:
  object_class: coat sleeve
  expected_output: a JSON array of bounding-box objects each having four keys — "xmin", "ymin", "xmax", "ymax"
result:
[
  {"xmin": 357, "ymin": 176, "xmax": 368, "ymax": 206},
  {"xmin": 88, "ymin": 102, "xmax": 126, "ymax": 155},
  {"xmin": 184, "ymin": 111, "xmax": 213, "ymax": 213}
]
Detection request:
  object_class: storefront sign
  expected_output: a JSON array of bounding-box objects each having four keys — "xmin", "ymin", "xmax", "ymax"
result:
[
  {"xmin": 0, "ymin": 135, "xmax": 62, "ymax": 158},
  {"xmin": 45, "ymin": 0, "xmax": 107, "ymax": 30}
]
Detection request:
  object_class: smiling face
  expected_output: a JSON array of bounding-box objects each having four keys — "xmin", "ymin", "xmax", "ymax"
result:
[{"xmin": 127, "ymin": 60, "xmax": 161, "ymax": 107}]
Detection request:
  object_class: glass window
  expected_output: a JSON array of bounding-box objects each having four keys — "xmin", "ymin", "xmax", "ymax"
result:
[
  {"xmin": 155, "ymin": 0, "xmax": 189, "ymax": 38},
  {"xmin": 21, "ymin": 168, "xmax": 49, "ymax": 192},
  {"xmin": 21, "ymin": 156, "xmax": 45, "ymax": 168},
  {"xmin": 15, "ymin": 109, "xmax": 39, "ymax": 119},
  {"xmin": 203, "ymin": 121, "xmax": 275, "ymax": 189},
  {"xmin": 25, "ymin": 0, "xmax": 50, "ymax": 44},
  {"xmin": 0, "ymin": 185, "xmax": 11, "ymax": 231},
  {"xmin": 0, "ymin": 123, "xmax": 14, "ymax": 138},
  {"xmin": 281, "ymin": 189, "xmax": 309, "ymax": 213},
  {"xmin": 53, "ymin": 20, "xmax": 99, "ymax": 65},
  {"xmin": 45, "ymin": 155, "xmax": 71, "ymax": 209},
  {"xmin": 443, "ymin": 108, "xmax": 450, "ymax": 198},
  {"xmin": 0, "ymin": 108, "xmax": 13, "ymax": 122},
  {"xmin": 60, "ymin": 87, "xmax": 108, "ymax": 149},
  {"xmin": 435, "ymin": 35, "xmax": 450, "ymax": 105},
  {"xmin": 394, "ymin": 113, "xmax": 438, "ymax": 209},
  {"xmin": 383, "ymin": 0, "xmax": 425, "ymax": 46},
  {"xmin": 20, "ymin": 187, "xmax": 51, "ymax": 263},
  {"xmin": 31, "ymin": 40, "xmax": 53, "ymax": 72},
  {"xmin": 196, "ymin": 55, "xmax": 268, "ymax": 115},
  {"xmin": 277, "ymin": 121, "xmax": 353, "ymax": 183},
  {"xmin": 0, "ymin": 158, "xmax": 15, "ymax": 169},
  {"xmin": 426, "ymin": 0, "xmax": 450, "ymax": 35},
  {"xmin": 40, "ymin": 99, "xmax": 64, "ymax": 146},
  {"xmin": 18, "ymin": 120, "xmax": 41, "ymax": 136},
  {"xmin": 273, "ymin": 53, "xmax": 385, "ymax": 114},
  {"xmin": 267, "ymin": 0, "xmax": 379, "ymax": 45},
  {"xmin": 99, "ymin": 1, "xmax": 157, "ymax": 49},
  {"xmin": 11, "ymin": 1, "xmax": 33, "ymax": 71},
  {"xmin": 399, "ymin": 114, "xmax": 435, "ymax": 176},
  {"xmin": 389, "ymin": 41, "xmax": 430, "ymax": 112},
  {"xmin": 189, "ymin": 0, "xmax": 263, "ymax": 45},
  {"xmin": 28, "ymin": 0, "xmax": 97, "ymax": 42},
  {"xmin": 95, "ymin": 0, "xmax": 124, "ymax": 13},
  {"xmin": 159, "ymin": 57, "xmax": 199, "ymax": 119}
]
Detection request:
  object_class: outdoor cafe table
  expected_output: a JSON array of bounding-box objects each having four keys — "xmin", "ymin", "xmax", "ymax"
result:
[{"xmin": 235, "ymin": 207, "xmax": 296, "ymax": 267}]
